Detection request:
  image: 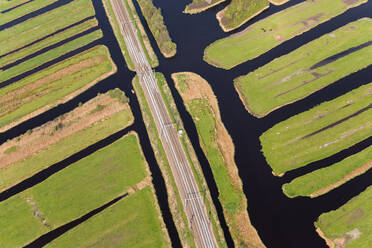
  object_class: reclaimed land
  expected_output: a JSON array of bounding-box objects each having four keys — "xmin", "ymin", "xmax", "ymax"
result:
[
  {"xmin": 0, "ymin": 45, "xmax": 115, "ymax": 133},
  {"xmin": 0, "ymin": 29, "xmax": 103, "ymax": 84},
  {"xmin": 283, "ymin": 145, "xmax": 372, "ymax": 198},
  {"xmin": 217, "ymin": 0, "xmax": 269, "ymax": 32},
  {"xmin": 0, "ymin": 18, "xmax": 99, "ymax": 68},
  {"xmin": 204, "ymin": 0, "xmax": 368, "ymax": 69},
  {"xmin": 184, "ymin": 0, "xmax": 227, "ymax": 14},
  {"xmin": 0, "ymin": 0, "xmax": 96, "ymax": 57},
  {"xmin": 102, "ymin": 0, "xmax": 158, "ymax": 70},
  {"xmin": 268, "ymin": 0, "xmax": 290, "ymax": 5},
  {"xmin": 0, "ymin": 0, "xmax": 30, "ymax": 12},
  {"xmin": 315, "ymin": 185, "xmax": 372, "ymax": 248},
  {"xmin": 0, "ymin": 89, "xmax": 133, "ymax": 192},
  {"xmin": 0, "ymin": 0, "xmax": 58, "ymax": 25},
  {"xmin": 45, "ymin": 187, "xmax": 171, "ymax": 248},
  {"xmin": 260, "ymin": 82, "xmax": 372, "ymax": 176},
  {"xmin": 235, "ymin": 18, "xmax": 372, "ymax": 118},
  {"xmin": 172, "ymin": 72, "xmax": 265, "ymax": 248},
  {"xmin": 0, "ymin": 133, "xmax": 148, "ymax": 248},
  {"xmin": 137, "ymin": 0, "xmax": 177, "ymax": 58}
]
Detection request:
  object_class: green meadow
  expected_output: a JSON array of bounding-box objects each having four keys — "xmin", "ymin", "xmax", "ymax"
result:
[
  {"xmin": 260, "ymin": 82, "xmax": 372, "ymax": 176},
  {"xmin": 235, "ymin": 18, "xmax": 372, "ymax": 118},
  {"xmin": 45, "ymin": 187, "xmax": 170, "ymax": 248},
  {"xmin": 204, "ymin": 0, "xmax": 367, "ymax": 69},
  {"xmin": 0, "ymin": 134, "xmax": 147, "ymax": 248},
  {"xmin": 184, "ymin": 0, "xmax": 227, "ymax": 14},
  {"xmin": 316, "ymin": 186, "xmax": 372, "ymax": 248}
]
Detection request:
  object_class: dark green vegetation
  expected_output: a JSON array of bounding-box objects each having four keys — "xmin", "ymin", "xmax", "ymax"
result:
[
  {"xmin": 260, "ymin": 82, "xmax": 372, "ymax": 176},
  {"xmin": 316, "ymin": 186, "xmax": 372, "ymax": 248},
  {"xmin": 0, "ymin": 45, "xmax": 116, "ymax": 132},
  {"xmin": 235, "ymin": 18, "xmax": 372, "ymax": 117},
  {"xmin": 0, "ymin": 134, "xmax": 148, "ymax": 248},
  {"xmin": 45, "ymin": 187, "xmax": 170, "ymax": 248},
  {"xmin": 184, "ymin": 0, "xmax": 227, "ymax": 14},
  {"xmin": 137, "ymin": 0, "xmax": 177, "ymax": 57},
  {"xmin": 0, "ymin": 89, "xmax": 133, "ymax": 192},
  {"xmin": 283, "ymin": 145, "xmax": 372, "ymax": 198},
  {"xmin": 173, "ymin": 72, "xmax": 264, "ymax": 248},
  {"xmin": 217, "ymin": 0, "xmax": 269, "ymax": 32},
  {"xmin": 204, "ymin": 0, "xmax": 368, "ymax": 69}
]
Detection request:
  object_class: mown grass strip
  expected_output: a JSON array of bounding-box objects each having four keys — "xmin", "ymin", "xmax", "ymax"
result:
[
  {"xmin": 0, "ymin": 18, "xmax": 98, "ymax": 68},
  {"xmin": 260, "ymin": 82, "xmax": 372, "ymax": 176},
  {"xmin": 0, "ymin": 134, "xmax": 147, "ymax": 248},
  {"xmin": 45, "ymin": 187, "xmax": 170, "ymax": 248},
  {"xmin": 0, "ymin": 0, "xmax": 95, "ymax": 56},
  {"xmin": 217, "ymin": 0, "xmax": 269, "ymax": 32},
  {"xmin": 235, "ymin": 18, "xmax": 372, "ymax": 118},
  {"xmin": 184, "ymin": 0, "xmax": 227, "ymax": 14},
  {"xmin": 0, "ymin": 29, "xmax": 103, "ymax": 83},
  {"xmin": 0, "ymin": 0, "xmax": 29, "ymax": 12},
  {"xmin": 172, "ymin": 72, "xmax": 264, "ymax": 248},
  {"xmin": 315, "ymin": 185, "xmax": 372, "ymax": 248},
  {"xmin": 0, "ymin": 45, "xmax": 114, "ymax": 133},
  {"xmin": 0, "ymin": 89, "xmax": 133, "ymax": 192},
  {"xmin": 283, "ymin": 145, "xmax": 372, "ymax": 198},
  {"xmin": 204, "ymin": 0, "xmax": 368, "ymax": 69},
  {"xmin": 0, "ymin": 0, "xmax": 58, "ymax": 25}
]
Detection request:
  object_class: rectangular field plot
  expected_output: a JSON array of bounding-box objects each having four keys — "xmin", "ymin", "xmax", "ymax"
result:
[
  {"xmin": 45, "ymin": 187, "xmax": 170, "ymax": 248},
  {"xmin": 316, "ymin": 186, "xmax": 372, "ymax": 248},
  {"xmin": 260, "ymin": 83, "xmax": 372, "ymax": 176},
  {"xmin": 204, "ymin": 0, "xmax": 367, "ymax": 69},
  {"xmin": 235, "ymin": 18, "xmax": 372, "ymax": 118},
  {"xmin": 0, "ymin": 89, "xmax": 133, "ymax": 192},
  {"xmin": 0, "ymin": 45, "xmax": 115, "ymax": 133},
  {"xmin": 283, "ymin": 145, "xmax": 372, "ymax": 198},
  {"xmin": 0, "ymin": 134, "xmax": 148, "ymax": 248}
]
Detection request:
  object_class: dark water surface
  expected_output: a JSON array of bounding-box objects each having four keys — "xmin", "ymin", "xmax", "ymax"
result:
[{"xmin": 1, "ymin": 0, "xmax": 372, "ymax": 247}]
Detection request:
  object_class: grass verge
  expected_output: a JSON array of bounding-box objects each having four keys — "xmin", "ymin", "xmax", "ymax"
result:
[
  {"xmin": 172, "ymin": 72, "xmax": 265, "ymax": 248},
  {"xmin": 260, "ymin": 82, "xmax": 372, "ymax": 176},
  {"xmin": 315, "ymin": 185, "xmax": 372, "ymax": 248},
  {"xmin": 204, "ymin": 0, "xmax": 368, "ymax": 69},
  {"xmin": 234, "ymin": 18, "xmax": 372, "ymax": 118},
  {"xmin": 0, "ymin": 88, "xmax": 133, "ymax": 192},
  {"xmin": 0, "ymin": 133, "xmax": 148, "ymax": 248}
]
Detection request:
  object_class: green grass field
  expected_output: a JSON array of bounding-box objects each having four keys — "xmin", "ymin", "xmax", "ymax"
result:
[
  {"xmin": 204, "ymin": 0, "xmax": 368, "ymax": 69},
  {"xmin": 260, "ymin": 82, "xmax": 372, "ymax": 176},
  {"xmin": 0, "ymin": 0, "xmax": 27, "ymax": 12},
  {"xmin": 217, "ymin": 0, "xmax": 269, "ymax": 32},
  {"xmin": 0, "ymin": 0, "xmax": 58, "ymax": 25},
  {"xmin": 184, "ymin": 0, "xmax": 227, "ymax": 14},
  {"xmin": 0, "ymin": 18, "xmax": 98, "ymax": 68},
  {"xmin": 0, "ymin": 0, "xmax": 95, "ymax": 56},
  {"xmin": 315, "ymin": 186, "xmax": 372, "ymax": 248},
  {"xmin": 0, "ymin": 88, "xmax": 133, "ymax": 192},
  {"xmin": 283, "ymin": 145, "xmax": 372, "ymax": 198},
  {"xmin": 0, "ymin": 45, "xmax": 115, "ymax": 132},
  {"xmin": 234, "ymin": 18, "xmax": 372, "ymax": 118},
  {"xmin": 0, "ymin": 134, "xmax": 147, "ymax": 248},
  {"xmin": 45, "ymin": 187, "xmax": 170, "ymax": 248}
]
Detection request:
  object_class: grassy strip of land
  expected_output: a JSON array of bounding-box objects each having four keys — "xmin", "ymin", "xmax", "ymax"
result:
[
  {"xmin": 0, "ymin": 29, "xmax": 103, "ymax": 83},
  {"xmin": 0, "ymin": 45, "xmax": 114, "ymax": 132},
  {"xmin": 315, "ymin": 185, "xmax": 372, "ymax": 248},
  {"xmin": 234, "ymin": 18, "xmax": 372, "ymax": 118},
  {"xmin": 0, "ymin": 0, "xmax": 58, "ymax": 25},
  {"xmin": 0, "ymin": 89, "xmax": 133, "ymax": 192},
  {"xmin": 283, "ymin": 145, "xmax": 372, "ymax": 198},
  {"xmin": 45, "ymin": 187, "xmax": 171, "ymax": 248},
  {"xmin": 204, "ymin": 0, "xmax": 368, "ymax": 69},
  {"xmin": 217, "ymin": 0, "xmax": 269, "ymax": 32},
  {"xmin": 137, "ymin": 0, "xmax": 177, "ymax": 58},
  {"xmin": 0, "ymin": 18, "xmax": 98, "ymax": 68},
  {"xmin": 0, "ymin": 133, "xmax": 147, "ymax": 248},
  {"xmin": 0, "ymin": 0, "xmax": 29, "ymax": 12},
  {"xmin": 260, "ymin": 82, "xmax": 372, "ymax": 176},
  {"xmin": 172, "ymin": 72, "xmax": 265, "ymax": 248},
  {"xmin": 184, "ymin": 0, "xmax": 227, "ymax": 14},
  {"xmin": 0, "ymin": 0, "xmax": 95, "ymax": 56},
  {"xmin": 268, "ymin": 0, "xmax": 290, "ymax": 5}
]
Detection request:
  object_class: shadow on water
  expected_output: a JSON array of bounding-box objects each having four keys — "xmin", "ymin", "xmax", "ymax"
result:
[{"xmin": 2, "ymin": 0, "xmax": 372, "ymax": 247}]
